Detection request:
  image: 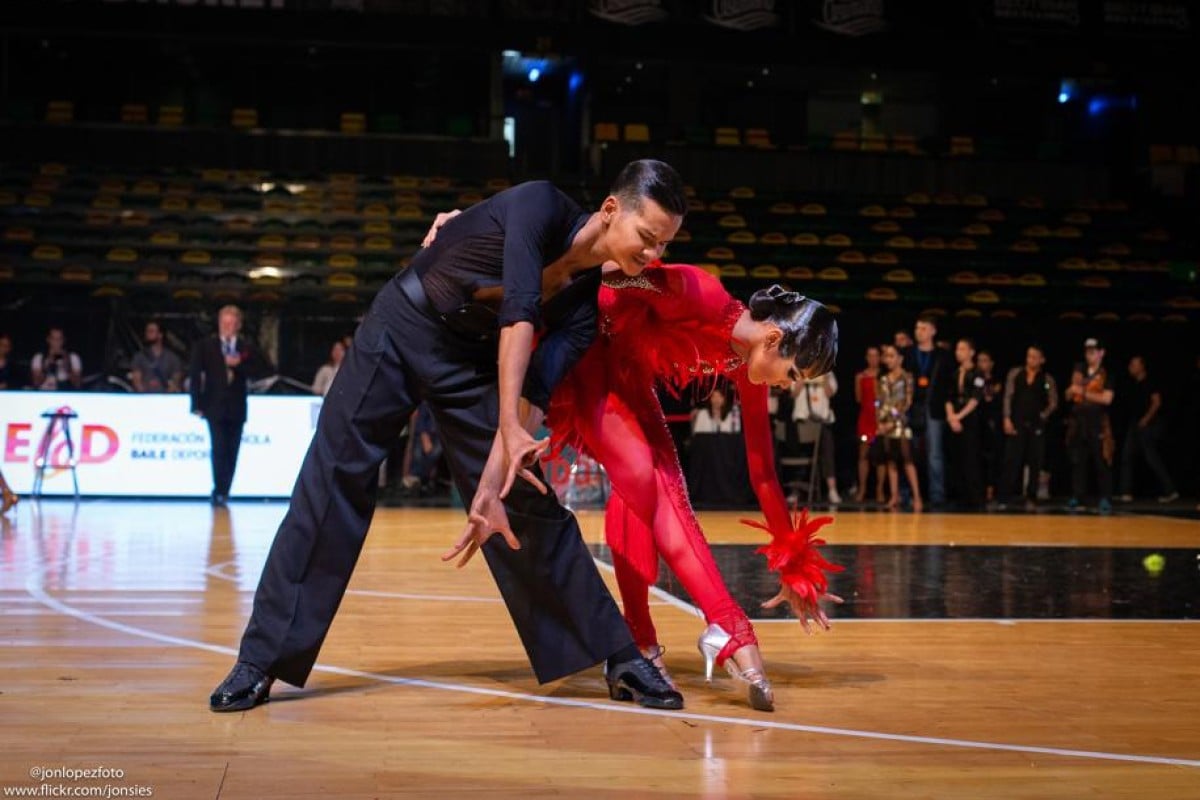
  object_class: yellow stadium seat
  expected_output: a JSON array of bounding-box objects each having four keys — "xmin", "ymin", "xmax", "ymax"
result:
[
  {"xmin": 33, "ymin": 244, "xmax": 63, "ymax": 261},
  {"xmin": 181, "ymin": 250, "xmax": 212, "ymax": 265},
  {"xmin": 106, "ymin": 247, "xmax": 137, "ymax": 263},
  {"xmin": 91, "ymin": 195, "xmax": 120, "ymax": 210},
  {"xmin": 392, "ymin": 175, "xmax": 420, "ymax": 189},
  {"xmin": 486, "ymin": 178, "xmax": 511, "ymax": 191},
  {"xmin": 883, "ymin": 269, "xmax": 914, "ymax": 283},
  {"xmin": 1092, "ymin": 258, "xmax": 1121, "ymax": 271},
  {"xmin": 785, "ymin": 267, "xmax": 814, "ymax": 280},
  {"xmin": 424, "ymin": 177, "xmax": 452, "ymax": 190},
  {"xmin": 887, "ymin": 236, "xmax": 915, "ymax": 249},
  {"xmin": 673, "ymin": 230, "xmax": 692, "ymax": 243},
  {"xmin": 61, "ymin": 266, "xmax": 92, "ymax": 282},
  {"xmin": 966, "ymin": 290, "xmax": 1000, "ymax": 303},
  {"xmin": 718, "ymin": 214, "xmax": 746, "ymax": 228},
  {"xmin": 45, "ymin": 100, "xmax": 74, "ymax": 124},
  {"xmin": 5, "ymin": 226, "xmax": 34, "ymax": 242},
  {"xmin": 751, "ymin": 265, "xmax": 780, "ymax": 278},
  {"xmin": 623, "ymin": 123, "xmax": 650, "ymax": 142},
  {"xmin": 687, "ymin": 199, "xmax": 707, "ymax": 213},
  {"xmin": 362, "ymin": 221, "xmax": 391, "ymax": 235},
  {"xmin": 120, "ymin": 103, "xmax": 149, "ymax": 124},
  {"xmin": 161, "ymin": 196, "xmax": 189, "ymax": 212},
  {"xmin": 950, "ymin": 238, "xmax": 978, "ymax": 251},
  {"xmin": 715, "ymin": 127, "xmax": 740, "ymax": 146},
  {"xmin": 791, "ymin": 233, "xmax": 820, "ymax": 246},
  {"xmin": 744, "ymin": 129, "xmax": 772, "ymax": 148},
  {"xmin": 949, "ymin": 271, "xmax": 981, "ymax": 285},
  {"xmin": 962, "ymin": 223, "xmax": 991, "ymax": 236},
  {"xmin": 955, "ymin": 308, "xmax": 983, "ymax": 319},
  {"xmin": 705, "ymin": 246, "xmax": 735, "ymax": 261},
  {"xmin": 340, "ymin": 112, "xmax": 367, "ymax": 135},
  {"xmin": 727, "ymin": 230, "xmax": 757, "ymax": 244},
  {"xmin": 891, "ymin": 134, "xmax": 920, "ymax": 154},
  {"xmin": 890, "ymin": 206, "xmax": 915, "ymax": 219},
  {"xmin": 396, "ymin": 204, "xmax": 424, "ymax": 220},
  {"xmin": 977, "ymin": 208, "xmax": 1005, "ymax": 222},
  {"xmin": 860, "ymin": 205, "xmax": 888, "ymax": 217},
  {"xmin": 157, "ymin": 105, "xmax": 184, "ymax": 126},
  {"xmin": 253, "ymin": 252, "xmax": 285, "ymax": 268},
  {"xmin": 709, "ymin": 200, "xmax": 737, "ymax": 213},
  {"xmin": 150, "ymin": 230, "xmax": 180, "ymax": 245},
  {"xmin": 933, "ymin": 192, "xmax": 960, "ymax": 206},
  {"xmin": 817, "ymin": 267, "xmax": 848, "ymax": 281},
  {"xmin": 870, "ymin": 252, "xmax": 899, "ymax": 265},
  {"xmin": 769, "ymin": 202, "xmax": 796, "ymax": 215},
  {"xmin": 823, "ymin": 233, "xmax": 852, "ymax": 247},
  {"xmin": 1058, "ymin": 257, "xmax": 1088, "ymax": 270},
  {"xmin": 457, "ymin": 192, "xmax": 484, "ymax": 205},
  {"xmin": 719, "ymin": 264, "xmax": 747, "ymax": 277},
  {"xmin": 328, "ymin": 253, "xmax": 358, "ymax": 269},
  {"xmin": 195, "ymin": 197, "xmax": 223, "ymax": 212},
  {"xmin": 985, "ymin": 273, "xmax": 1014, "ymax": 285},
  {"xmin": 1010, "ymin": 240, "xmax": 1039, "ymax": 253},
  {"xmin": 329, "ymin": 235, "xmax": 357, "ymax": 251},
  {"xmin": 119, "ymin": 211, "xmax": 150, "ymax": 227},
  {"xmin": 1078, "ymin": 276, "xmax": 1112, "ymax": 288},
  {"xmin": 364, "ymin": 236, "xmax": 392, "ymax": 251},
  {"xmin": 137, "ymin": 268, "xmax": 169, "ymax": 284},
  {"xmin": 1055, "ymin": 226, "xmax": 1082, "ymax": 238},
  {"xmin": 1017, "ymin": 273, "xmax": 1047, "ymax": 287},
  {"xmin": 949, "ymin": 135, "xmax": 975, "ymax": 156},
  {"xmin": 759, "ymin": 232, "xmax": 787, "ymax": 246},
  {"xmin": 328, "ymin": 272, "xmax": 358, "ymax": 287},
  {"xmin": 919, "ymin": 237, "xmax": 946, "ymax": 250},
  {"xmin": 231, "ymin": 108, "xmax": 259, "ymax": 129},
  {"xmin": 800, "ymin": 203, "xmax": 827, "ymax": 216},
  {"xmin": 904, "ymin": 192, "xmax": 931, "ymax": 205},
  {"xmin": 1093, "ymin": 312, "xmax": 1120, "ymax": 322},
  {"xmin": 871, "ymin": 220, "xmax": 902, "ymax": 234},
  {"xmin": 594, "ymin": 122, "xmax": 619, "ymax": 142},
  {"xmin": 729, "ymin": 186, "xmax": 756, "ymax": 200},
  {"xmin": 866, "ymin": 287, "xmax": 898, "ymax": 301},
  {"xmin": 362, "ymin": 203, "xmax": 390, "ymax": 218},
  {"xmin": 837, "ymin": 250, "xmax": 866, "ymax": 264}
]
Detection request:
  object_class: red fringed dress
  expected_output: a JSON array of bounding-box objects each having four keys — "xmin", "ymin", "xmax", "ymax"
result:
[{"xmin": 548, "ymin": 263, "xmax": 841, "ymax": 664}]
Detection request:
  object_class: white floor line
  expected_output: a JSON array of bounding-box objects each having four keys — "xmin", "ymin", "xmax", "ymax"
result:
[{"xmin": 23, "ymin": 562, "xmax": 1200, "ymax": 770}]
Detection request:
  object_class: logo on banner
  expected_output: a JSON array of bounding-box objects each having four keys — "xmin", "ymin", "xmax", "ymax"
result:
[
  {"xmin": 1103, "ymin": 1, "xmax": 1190, "ymax": 32},
  {"xmin": 4, "ymin": 418, "xmax": 119, "ymax": 473},
  {"xmin": 991, "ymin": 0, "xmax": 1081, "ymax": 28},
  {"xmin": 704, "ymin": 0, "xmax": 780, "ymax": 32},
  {"xmin": 813, "ymin": 0, "xmax": 887, "ymax": 36},
  {"xmin": 588, "ymin": 0, "xmax": 668, "ymax": 25}
]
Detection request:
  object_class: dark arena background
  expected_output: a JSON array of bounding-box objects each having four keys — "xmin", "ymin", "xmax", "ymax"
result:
[{"xmin": 1, "ymin": 2, "xmax": 1198, "ymax": 798}]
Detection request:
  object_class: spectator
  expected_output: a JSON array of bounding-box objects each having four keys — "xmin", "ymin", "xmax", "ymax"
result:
[
  {"xmin": 1065, "ymin": 337, "xmax": 1115, "ymax": 513},
  {"xmin": 691, "ymin": 385, "xmax": 740, "ymax": 434},
  {"xmin": 1116, "ymin": 355, "xmax": 1178, "ymax": 503},
  {"xmin": 30, "ymin": 327, "xmax": 82, "ymax": 391},
  {"xmin": 130, "ymin": 320, "xmax": 184, "ymax": 393},
  {"xmin": 311, "ymin": 340, "xmax": 347, "ymax": 397},
  {"xmin": 976, "ymin": 349, "xmax": 1004, "ymax": 503},
  {"xmin": 792, "ymin": 372, "xmax": 841, "ymax": 504},
  {"xmin": 189, "ymin": 306, "xmax": 271, "ymax": 506},
  {"xmin": 854, "ymin": 345, "xmax": 886, "ymax": 503},
  {"xmin": 893, "ymin": 330, "xmax": 913, "ymax": 351},
  {"xmin": 903, "ymin": 314, "xmax": 953, "ymax": 507},
  {"xmin": 1000, "ymin": 345, "xmax": 1058, "ymax": 510},
  {"xmin": 400, "ymin": 404, "xmax": 444, "ymax": 494},
  {"xmin": 945, "ymin": 337, "xmax": 985, "ymax": 510},
  {"xmin": 0, "ymin": 333, "xmax": 15, "ymax": 389},
  {"xmin": 876, "ymin": 343, "xmax": 923, "ymax": 512}
]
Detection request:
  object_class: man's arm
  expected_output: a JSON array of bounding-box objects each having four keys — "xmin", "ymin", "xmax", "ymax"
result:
[
  {"xmin": 1042, "ymin": 374, "xmax": 1059, "ymax": 419},
  {"xmin": 188, "ymin": 342, "xmax": 204, "ymax": 415},
  {"xmin": 1140, "ymin": 391, "xmax": 1162, "ymax": 427}
]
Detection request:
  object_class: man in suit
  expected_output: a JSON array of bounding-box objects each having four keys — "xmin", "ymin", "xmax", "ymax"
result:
[
  {"xmin": 189, "ymin": 305, "xmax": 269, "ymax": 506},
  {"xmin": 903, "ymin": 314, "xmax": 955, "ymax": 507}
]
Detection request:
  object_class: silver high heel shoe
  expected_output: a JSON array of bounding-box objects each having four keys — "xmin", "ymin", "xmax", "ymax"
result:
[{"xmin": 697, "ymin": 624, "xmax": 775, "ymax": 712}]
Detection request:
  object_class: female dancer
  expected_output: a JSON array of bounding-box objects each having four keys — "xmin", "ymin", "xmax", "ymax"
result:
[
  {"xmin": 876, "ymin": 343, "xmax": 924, "ymax": 512},
  {"xmin": 548, "ymin": 263, "xmax": 842, "ymax": 711},
  {"xmin": 854, "ymin": 345, "xmax": 883, "ymax": 503}
]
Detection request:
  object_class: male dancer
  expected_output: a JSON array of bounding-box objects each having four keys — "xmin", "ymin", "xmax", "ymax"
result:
[{"xmin": 210, "ymin": 160, "xmax": 687, "ymax": 712}]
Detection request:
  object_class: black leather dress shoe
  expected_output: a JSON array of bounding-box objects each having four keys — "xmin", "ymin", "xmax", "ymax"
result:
[
  {"xmin": 604, "ymin": 654, "xmax": 684, "ymax": 710},
  {"xmin": 210, "ymin": 662, "xmax": 274, "ymax": 712}
]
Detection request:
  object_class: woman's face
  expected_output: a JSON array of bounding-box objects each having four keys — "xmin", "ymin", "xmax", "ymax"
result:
[
  {"xmin": 977, "ymin": 352, "xmax": 994, "ymax": 375},
  {"xmin": 709, "ymin": 388, "xmax": 726, "ymax": 408},
  {"xmin": 882, "ymin": 345, "xmax": 900, "ymax": 370},
  {"xmin": 955, "ymin": 340, "xmax": 975, "ymax": 366},
  {"xmin": 331, "ymin": 341, "xmax": 346, "ymax": 364},
  {"xmin": 745, "ymin": 328, "xmax": 804, "ymax": 388},
  {"xmin": 865, "ymin": 347, "xmax": 880, "ymax": 370}
]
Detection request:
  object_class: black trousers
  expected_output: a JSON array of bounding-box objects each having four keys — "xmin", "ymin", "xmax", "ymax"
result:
[
  {"xmin": 948, "ymin": 418, "xmax": 983, "ymax": 508},
  {"xmin": 1068, "ymin": 419, "xmax": 1112, "ymax": 501},
  {"xmin": 1118, "ymin": 421, "xmax": 1175, "ymax": 497},
  {"xmin": 207, "ymin": 417, "xmax": 244, "ymax": 497},
  {"xmin": 1000, "ymin": 423, "xmax": 1046, "ymax": 503},
  {"xmin": 238, "ymin": 273, "xmax": 633, "ymax": 687}
]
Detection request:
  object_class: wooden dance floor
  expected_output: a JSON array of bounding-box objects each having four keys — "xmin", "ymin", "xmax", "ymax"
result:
[{"xmin": 2, "ymin": 501, "xmax": 1198, "ymax": 798}]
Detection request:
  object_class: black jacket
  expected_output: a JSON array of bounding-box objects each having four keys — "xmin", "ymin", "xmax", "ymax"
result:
[
  {"xmin": 189, "ymin": 335, "xmax": 271, "ymax": 422},
  {"xmin": 903, "ymin": 345, "xmax": 955, "ymax": 422}
]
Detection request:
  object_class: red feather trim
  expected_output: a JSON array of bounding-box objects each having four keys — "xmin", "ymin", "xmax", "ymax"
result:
[{"xmin": 740, "ymin": 508, "xmax": 843, "ymax": 607}]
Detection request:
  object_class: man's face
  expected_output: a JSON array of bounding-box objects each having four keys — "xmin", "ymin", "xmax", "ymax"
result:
[
  {"xmin": 977, "ymin": 352, "xmax": 994, "ymax": 375},
  {"xmin": 1025, "ymin": 347, "xmax": 1044, "ymax": 371},
  {"xmin": 144, "ymin": 323, "xmax": 161, "ymax": 345},
  {"xmin": 1085, "ymin": 347, "xmax": 1103, "ymax": 369},
  {"xmin": 218, "ymin": 311, "xmax": 241, "ymax": 339},
  {"xmin": 0, "ymin": 337, "xmax": 10, "ymax": 358},
  {"xmin": 47, "ymin": 329, "xmax": 65, "ymax": 353},
  {"xmin": 914, "ymin": 320, "xmax": 935, "ymax": 346},
  {"xmin": 1128, "ymin": 357, "xmax": 1144, "ymax": 378},
  {"xmin": 600, "ymin": 195, "xmax": 682, "ymax": 276},
  {"xmin": 894, "ymin": 331, "xmax": 912, "ymax": 349},
  {"xmin": 954, "ymin": 340, "xmax": 974, "ymax": 366}
]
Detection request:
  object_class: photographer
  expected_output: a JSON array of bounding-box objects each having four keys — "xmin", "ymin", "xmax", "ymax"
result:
[{"xmin": 29, "ymin": 327, "xmax": 82, "ymax": 391}]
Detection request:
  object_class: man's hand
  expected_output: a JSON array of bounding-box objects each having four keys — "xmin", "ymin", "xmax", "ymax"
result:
[
  {"xmin": 1003, "ymin": 417, "xmax": 1016, "ymax": 436},
  {"xmin": 948, "ymin": 417, "xmax": 963, "ymax": 433},
  {"xmin": 422, "ymin": 210, "xmax": 462, "ymax": 248},
  {"xmin": 498, "ymin": 423, "xmax": 549, "ymax": 499},
  {"xmin": 441, "ymin": 487, "xmax": 521, "ymax": 568},
  {"xmin": 762, "ymin": 586, "xmax": 844, "ymax": 635}
]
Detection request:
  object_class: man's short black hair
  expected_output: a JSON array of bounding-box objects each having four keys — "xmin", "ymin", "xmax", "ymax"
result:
[{"xmin": 609, "ymin": 159, "xmax": 687, "ymax": 217}]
